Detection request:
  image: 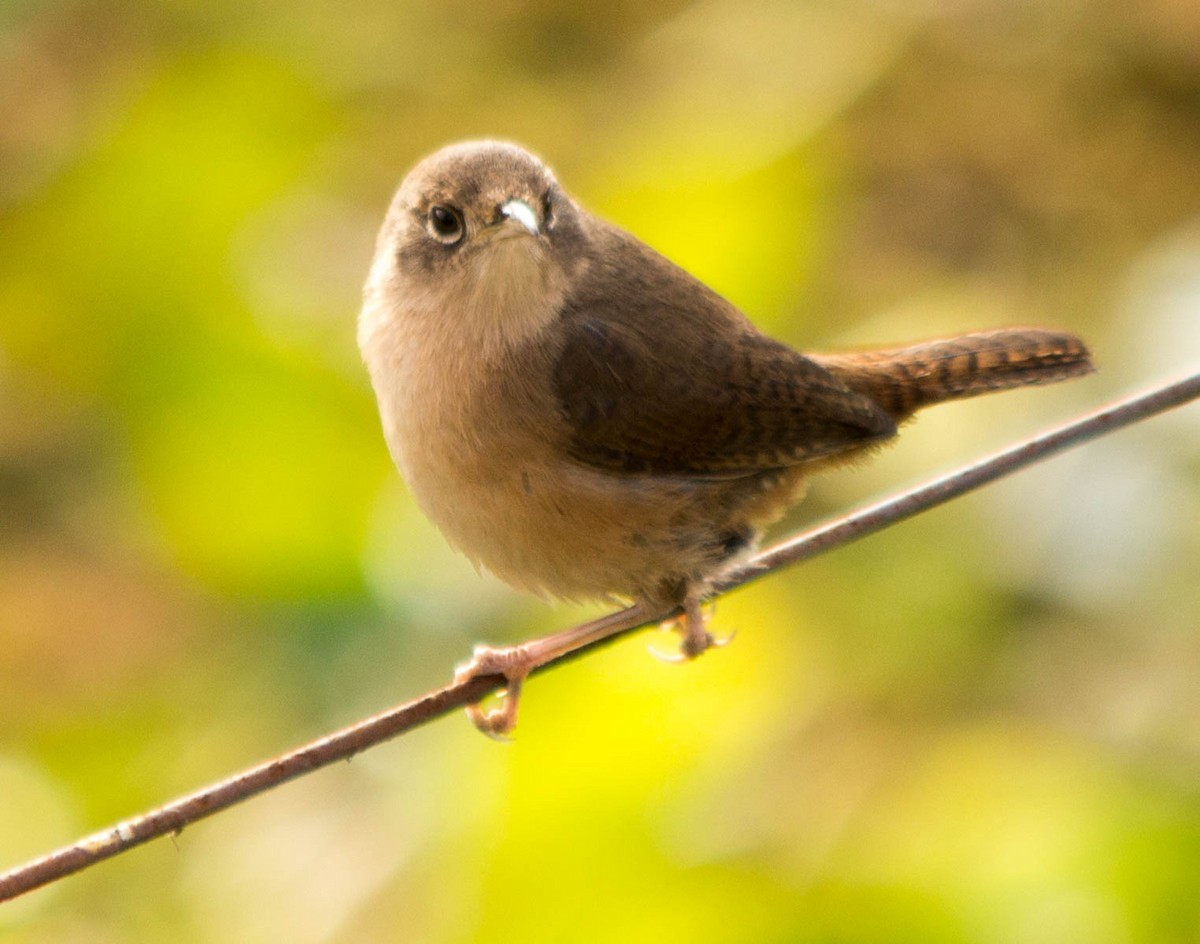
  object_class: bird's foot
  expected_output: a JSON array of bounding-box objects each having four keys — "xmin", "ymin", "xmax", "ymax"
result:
[
  {"xmin": 651, "ymin": 593, "xmax": 734, "ymax": 663},
  {"xmin": 453, "ymin": 606, "xmax": 653, "ymax": 738},
  {"xmin": 453, "ymin": 644, "xmax": 533, "ymax": 740}
]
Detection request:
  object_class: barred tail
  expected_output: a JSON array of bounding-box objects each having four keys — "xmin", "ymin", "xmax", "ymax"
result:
[{"xmin": 811, "ymin": 329, "xmax": 1094, "ymax": 419}]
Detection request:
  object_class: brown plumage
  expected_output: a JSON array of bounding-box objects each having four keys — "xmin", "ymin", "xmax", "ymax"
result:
[
  {"xmin": 811, "ymin": 330, "xmax": 1093, "ymax": 419},
  {"xmin": 359, "ymin": 140, "xmax": 1095, "ymax": 735}
]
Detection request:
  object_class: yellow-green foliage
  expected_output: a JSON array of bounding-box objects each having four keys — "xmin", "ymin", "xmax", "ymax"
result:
[{"xmin": 2, "ymin": 1, "xmax": 1199, "ymax": 940}]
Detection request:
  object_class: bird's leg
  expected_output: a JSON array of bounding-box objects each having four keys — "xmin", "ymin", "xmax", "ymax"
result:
[
  {"xmin": 453, "ymin": 604, "xmax": 651, "ymax": 738},
  {"xmin": 678, "ymin": 590, "xmax": 715, "ymax": 658},
  {"xmin": 452, "ymin": 646, "xmax": 530, "ymax": 739},
  {"xmin": 653, "ymin": 584, "xmax": 734, "ymax": 662}
]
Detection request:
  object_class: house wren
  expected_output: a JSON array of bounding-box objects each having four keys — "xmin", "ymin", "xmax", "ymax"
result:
[{"xmin": 359, "ymin": 140, "xmax": 1094, "ymax": 735}]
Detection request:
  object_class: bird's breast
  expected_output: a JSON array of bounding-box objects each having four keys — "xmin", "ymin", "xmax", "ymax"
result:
[{"xmin": 362, "ymin": 301, "xmax": 796, "ymax": 604}]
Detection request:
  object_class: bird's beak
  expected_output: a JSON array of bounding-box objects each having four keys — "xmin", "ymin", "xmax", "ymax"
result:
[{"xmin": 499, "ymin": 198, "xmax": 540, "ymax": 237}]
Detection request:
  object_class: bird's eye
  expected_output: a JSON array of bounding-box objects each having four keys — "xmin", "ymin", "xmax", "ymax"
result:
[{"xmin": 427, "ymin": 204, "xmax": 465, "ymax": 244}]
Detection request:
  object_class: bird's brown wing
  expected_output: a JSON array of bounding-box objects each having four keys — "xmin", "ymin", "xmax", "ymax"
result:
[{"xmin": 552, "ymin": 290, "xmax": 897, "ymax": 478}]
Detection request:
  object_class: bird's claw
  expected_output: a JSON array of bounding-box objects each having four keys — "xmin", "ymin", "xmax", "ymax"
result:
[
  {"xmin": 464, "ymin": 700, "xmax": 518, "ymax": 741},
  {"xmin": 648, "ymin": 628, "xmax": 690, "ymax": 663},
  {"xmin": 648, "ymin": 600, "xmax": 735, "ymax": 662},
  {"xmin": 454, "ymin": 644, "xmax": 530, "ymax": 739}
]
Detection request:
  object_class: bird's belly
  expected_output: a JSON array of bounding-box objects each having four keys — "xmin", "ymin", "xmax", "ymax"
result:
[
  {"xmin": 404, "ymin": 445, "xmax": 681, "ymax": 601},
  {"xmin": 376, "ymin": 338, "xmax": 806, "ymax": 606},
  {"xmin": 400, "ymin": 427, "xmax": 803, "ymax": 605}
]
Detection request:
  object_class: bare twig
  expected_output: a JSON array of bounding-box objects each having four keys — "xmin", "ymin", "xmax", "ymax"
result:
[{"xmin": 2, "ymin": 370, "xmax": 1197, "ymax": 903}]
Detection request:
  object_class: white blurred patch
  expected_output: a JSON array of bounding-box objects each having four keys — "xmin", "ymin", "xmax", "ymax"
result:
[
  {"xmin": 230, "ymin": 187, "xmax": 378, "ymax": 377},
  {"xmin": 1114, "ymin": 220, "xmax": 1200, "ymax": 441},
  {"xmin": 360, "ymin": 477, "xmax": 513, "ymax": 628},
  {"xmin": 985, "ymin": 220, "xmax": 1200, "ymax": 609}
]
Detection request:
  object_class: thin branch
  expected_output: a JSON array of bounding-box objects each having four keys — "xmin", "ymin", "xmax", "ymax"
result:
[{"xmin": 2, "ymin": 370, "xmax": 1197, "ymax": 903}]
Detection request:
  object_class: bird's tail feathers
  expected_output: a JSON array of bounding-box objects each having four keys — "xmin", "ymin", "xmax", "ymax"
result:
[{"xmin": 811, "ymin": 329, "xmax": 1094, "ymax": 419}]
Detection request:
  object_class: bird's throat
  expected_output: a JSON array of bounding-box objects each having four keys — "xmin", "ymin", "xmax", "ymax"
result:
[{"xmin": 450, "ymin": 238, "xmax": 565, "ymax": 360}]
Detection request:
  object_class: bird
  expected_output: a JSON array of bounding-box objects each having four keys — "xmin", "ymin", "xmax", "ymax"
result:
[{"xmin": 358, "ymin": 140, "xmax": 1094, "ymax": 736}]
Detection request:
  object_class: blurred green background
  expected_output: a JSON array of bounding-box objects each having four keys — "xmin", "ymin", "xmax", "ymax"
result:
[{"xmin": 2, "ymin": 0, "xmax": 1199, "ymax": 939}]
